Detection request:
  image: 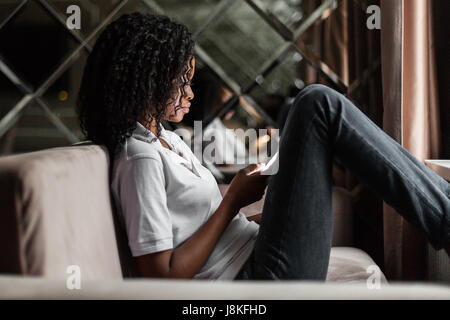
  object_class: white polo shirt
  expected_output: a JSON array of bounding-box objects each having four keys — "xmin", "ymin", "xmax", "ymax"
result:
[{"xmin": 110, "ymin": 122, "xmax": 259, "ymax": 280}]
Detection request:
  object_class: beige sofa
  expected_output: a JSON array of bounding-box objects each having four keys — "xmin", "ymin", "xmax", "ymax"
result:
[{"xmin": 0, "ymin": 143, "xmax": 449, "ymax": 299}]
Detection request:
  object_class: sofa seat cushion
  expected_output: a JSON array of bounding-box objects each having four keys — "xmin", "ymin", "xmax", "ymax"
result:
[{"xmin": 327, "ymin": 247, "xmax": 388, "ymax": 283}]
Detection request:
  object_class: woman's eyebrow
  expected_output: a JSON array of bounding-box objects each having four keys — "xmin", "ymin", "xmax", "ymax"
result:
[{"xmin": 183, "ymin": 70, "xmax": 193, "ymax": 81}]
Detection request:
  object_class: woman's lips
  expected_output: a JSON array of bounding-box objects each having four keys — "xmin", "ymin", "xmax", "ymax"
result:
[{"xmin": 182, "ymin": 104, "xmax": 190, "ymax": 113}]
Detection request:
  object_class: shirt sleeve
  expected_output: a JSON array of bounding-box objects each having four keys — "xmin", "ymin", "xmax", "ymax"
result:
[{"xmin": 119, "ymin": 156, "xmax": 173, "ymax": 257}]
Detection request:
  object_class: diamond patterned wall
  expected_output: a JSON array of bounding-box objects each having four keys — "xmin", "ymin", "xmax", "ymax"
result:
[{"xmin": 0, "ymin": 0, "xmax": 379, "ymax": 159}]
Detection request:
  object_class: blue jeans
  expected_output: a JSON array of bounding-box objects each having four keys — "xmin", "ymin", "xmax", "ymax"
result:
[{"xmin": 234, "ymin": 84, "xmax": 450, "ymax": 280}]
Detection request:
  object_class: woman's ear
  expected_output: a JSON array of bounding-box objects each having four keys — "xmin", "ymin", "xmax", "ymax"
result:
[{"xmin": 186, "ymin": 57, "xmax": 195, "ymax": 80}]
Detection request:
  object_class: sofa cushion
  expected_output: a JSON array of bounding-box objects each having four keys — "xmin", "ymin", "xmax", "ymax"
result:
[
  {"xmin": 0, "ymin": 144, "xmax": 123, "ymax": 280},
  {"xmin": 327, "ymin": 247, "xmax": 388, "ymax": 283}
]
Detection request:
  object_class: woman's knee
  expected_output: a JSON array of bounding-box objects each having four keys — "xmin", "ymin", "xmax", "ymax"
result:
[
  {"xmin": 288, "ymin": 84, "xmax": 338, "ymax": 118},
  {"xmin": 295, "ymin": 84, "xmax": 339, "ymax": 105},
  {"xmin": 296, "ymin": 84, "xmax": 346, "ymax": 116}
]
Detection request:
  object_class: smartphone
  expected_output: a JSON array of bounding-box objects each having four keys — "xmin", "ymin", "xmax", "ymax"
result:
[{"xmin": 254, "ymin": 151, "xmax": 279, "ymax": 176}]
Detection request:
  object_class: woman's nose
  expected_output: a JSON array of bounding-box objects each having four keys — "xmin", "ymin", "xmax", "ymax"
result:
[{"xmin": 185, "ymin": 86, "xmax": 194, "ymax": 100}]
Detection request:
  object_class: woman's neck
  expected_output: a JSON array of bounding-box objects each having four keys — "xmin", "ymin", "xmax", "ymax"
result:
[
  {"xmin": 138, "ymin": 117, "xmax": 173, "ymax": 151},
  {"xmin": 139, "ymin": 117, "xmax": 160, "ymax": 136}
]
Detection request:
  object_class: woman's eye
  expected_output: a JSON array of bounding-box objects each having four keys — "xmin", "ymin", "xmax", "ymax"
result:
[{"xmin": 183, "ymin": 80, "xmax": 193, "ymax": 87}]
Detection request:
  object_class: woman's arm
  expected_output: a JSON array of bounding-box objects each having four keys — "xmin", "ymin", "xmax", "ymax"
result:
[
  {"xmin": 246, "ymin": 213, "xmax": 262, "ymax": 224},
  {"xmin": 135, "ymin": 163, "xmax": 267, "ymax": 279},
  {"xmin": 136, "ymin": 196, "xmax": 238, "ymax": 279}
]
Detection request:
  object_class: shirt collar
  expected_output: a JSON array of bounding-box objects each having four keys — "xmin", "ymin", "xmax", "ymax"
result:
[
  {"xmin": 132, "ymin": 121, "xmax": 169, "ymax": 144},
  {"xmin": 132, "ymin": 121, "xmax": 203, "ymax": 178}
]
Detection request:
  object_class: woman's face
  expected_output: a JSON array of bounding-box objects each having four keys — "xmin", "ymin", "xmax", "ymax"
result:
[{"xmin": 163, "ymin": 57, "xmax": 195, "ymax": 123}]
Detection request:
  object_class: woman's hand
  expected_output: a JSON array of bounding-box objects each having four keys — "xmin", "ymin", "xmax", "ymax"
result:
[
  {"xmin": 223, "ymin": 163, "xmax": 268, "ymax": 214},
  {"xmin": 247, "ymin": 213, "xmax": 262, "ymax": 224}
]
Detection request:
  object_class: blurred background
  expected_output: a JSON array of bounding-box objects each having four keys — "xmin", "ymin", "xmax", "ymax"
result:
[
  {"xmin": 0, "ymin": 0, "xmax": 448, "ymax": 282},
  {"xmin": 0, "ymin": 0, "xmax": 381, "ymax": 158}
]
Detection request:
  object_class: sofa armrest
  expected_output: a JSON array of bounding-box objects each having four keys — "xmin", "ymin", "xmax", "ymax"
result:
[{"xmin": 2, "ymin": 275, "xmax": 450, "ymax": 299}]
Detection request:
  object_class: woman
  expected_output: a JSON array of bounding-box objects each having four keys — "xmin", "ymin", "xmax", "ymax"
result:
[{"xmin": 77, "ymin": 13, "xmax": 450, "ymax": 280}]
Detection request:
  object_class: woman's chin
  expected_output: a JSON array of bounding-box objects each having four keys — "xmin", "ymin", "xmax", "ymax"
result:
[
  {"xmin": 166, "ymin": 108, "xmax": 190, "ymax": 123},
  {"xmin": 167, "ymin": 114, "xmax": 185, "ymax": 123}
]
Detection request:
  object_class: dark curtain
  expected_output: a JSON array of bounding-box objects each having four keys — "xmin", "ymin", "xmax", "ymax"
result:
[
  {"xmin": 381, "ymin": 0, "xmax": 447, "ymax": 281},
  {"xmin": 433, "ymin": 0, "xmax": 450, "ymax": 160}
]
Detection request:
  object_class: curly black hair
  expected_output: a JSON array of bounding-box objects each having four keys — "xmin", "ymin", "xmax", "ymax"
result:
[{"xmin": 77, "ymin": 12, "xmax": 195, "ymax": 154}]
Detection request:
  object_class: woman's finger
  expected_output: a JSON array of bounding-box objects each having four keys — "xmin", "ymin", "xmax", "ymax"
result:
[{"xmin": 246, "ymin": 163, "xmax": 265, "ymax": 175}]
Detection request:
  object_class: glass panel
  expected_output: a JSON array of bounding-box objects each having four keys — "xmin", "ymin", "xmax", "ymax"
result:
[
  {"xmin": 11, "ymin": 101, "xmax": 70, "ymax": 154},
  {"xmin": 253, "ymin": 49, "xmax": 308, "ymax": 95},
  {"xmin": 252, "ymin": 0, "xmax": 308, "ymax": 32},
  {"xmin": 87, "ymin": 0, "xmax": 157, "ymax": 48},
  {"xmin": 0, "ymin": 1, "xmax": 24, "ymax": 27},
  {"xmin": 42, "ymin": 49, "xmax": 88, "ymax": 140},
  {"xmin": 45, "ymin": 0, "xmax": 122, "ymax": 38},
  {"xmin": 248, "ymin": 47, "xmax": 308, "ymax": 120},
  {"xmin": 196, "ymin": 0, "xmax": 285, "ymax": 90},
  {"xmin": 0, "ymin": 0, "xmax": 79, "ymax": 90},
  {"xmin": 248, "ymin": 46, "xmax": 340, "ymax": 125},
  {"xmin": 153, "ymin": 0, "xmax": 221, "ymax": 34},
  {"xmin": 0, "ymin": 71, "xmax": 24, "ymax": 120}
]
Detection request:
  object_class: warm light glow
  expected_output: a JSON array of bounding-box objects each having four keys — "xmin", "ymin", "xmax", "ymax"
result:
[
  {"xmin": 58, "ymin": 90, "xmax": 68, "ymax": 101},
  {"xmin": 259, "ymin": 134, "xmax": 271, "ymax": 145},
  {"xmin": 253, "ymin": 134, "xmax": 271, "ymax": 153}
]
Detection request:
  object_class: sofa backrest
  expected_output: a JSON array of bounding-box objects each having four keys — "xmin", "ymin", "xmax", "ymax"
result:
[{"xmin": 0, "ymin": 144, "xmax": 134, "ymax": 280}]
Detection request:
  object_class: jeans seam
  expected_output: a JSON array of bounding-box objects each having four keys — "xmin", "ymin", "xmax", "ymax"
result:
[
  {"xmin": 342, "ymin": 117, "xmax": 445, "ymax": 225},
  {"xmin": 270, "ymin": 111, "xmax": 320, "ymax": 278}
]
